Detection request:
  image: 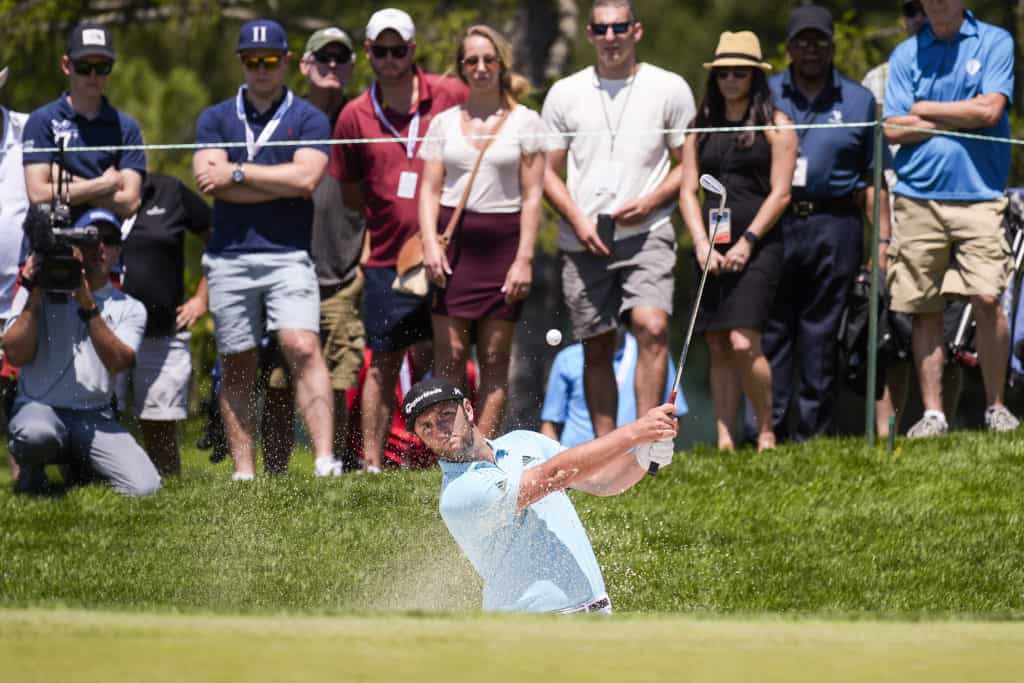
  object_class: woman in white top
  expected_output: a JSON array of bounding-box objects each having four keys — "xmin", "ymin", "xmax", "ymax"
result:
[{"xmin": 418, "ymin": 24, "xmax": 550, "ymax": 437}]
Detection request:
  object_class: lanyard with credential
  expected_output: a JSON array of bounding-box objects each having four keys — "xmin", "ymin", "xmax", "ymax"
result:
[
  {"xmin": 370, "ymin": 83, "xmax": 420, "ymax": 162},
  {"xmin": 235, "ymin": 86, "xmax": 294, "ymax": 162}
]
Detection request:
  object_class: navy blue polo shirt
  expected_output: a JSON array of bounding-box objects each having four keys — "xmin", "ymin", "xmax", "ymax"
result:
[
  {"xmin": 195, "ymin": 87, "xmax": 331, "ymax": 255},
  {"xmin": 770, "ymin": 67, "xmax": 883, "ymax": 200},
  {"xmin": 22, "ymin": 94, "xmax": 146, "ymax": 216},
  {"xmin": 884, "ymin": 12, "xmax": 1013, "ymax": 201}
]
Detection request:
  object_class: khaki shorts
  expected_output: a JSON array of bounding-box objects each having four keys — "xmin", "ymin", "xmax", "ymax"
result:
[
  {"xmin": 561, "ymin": 227, "xmax": 676, "ymax": 340},
  {"xmin": 268, "ymin": 271, "xmax": 365, "ymax": 391},
  {"xmin": 888, "ymin": 195, "xmax": 1011, "ymax": 314}
]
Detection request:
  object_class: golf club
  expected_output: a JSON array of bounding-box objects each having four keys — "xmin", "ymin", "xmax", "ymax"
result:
[{"xmin": 649, "ymin": 173, "xmax": 727, "ymax": 475}]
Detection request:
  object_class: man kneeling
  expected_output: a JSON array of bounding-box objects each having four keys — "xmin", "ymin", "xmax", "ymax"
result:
[
  {"xmin": 402, "ymin": 378, "xmax": 676, "ymax": 613},
  {"xmin": 4, "ymin": 208, "xmax": 160, "ymax": 496}
]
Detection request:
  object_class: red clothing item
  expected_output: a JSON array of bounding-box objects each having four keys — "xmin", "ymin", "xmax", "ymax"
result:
[
  {"xmin": 330, "ymin": 69, "xmax": 468, "ymax": 267},
  {"xmin": 345, "ymin": 348, "xmax": 478, "ymax": 469}
]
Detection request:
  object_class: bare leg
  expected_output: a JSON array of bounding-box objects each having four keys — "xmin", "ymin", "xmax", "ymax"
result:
[
  {"xmin": 139, "ymin": 419, "xmax": 181, "ymax": 476},
  {"xmin": 877, "ymin": 362, "xmax": 910, "ymax": 437},
  {"xmin": 970, "ymin": 294, "xmax": 1010, "ymax": 407},
  {"xmin": 912, "ymin": 312, "xmax": 945, "ymax": 413},
  {"xmin": 220, "ymin": 349, "xmax": 260, "ymax": 477},
  {"xmin": 582, "ymin": 330, "xmax": 617, "ymax": 437},
  {"xmin": 631, "ymin": 306, "xmax": 669, "ymax": 416},
  {"xmin": 432, "ymin": 315, "xmax": 471, "ymax": 392},
  {"xmin": 332, "ymin": 390, "xmax": 349, "ymax": 460},
  {"xmin": 261, "ymin": 385, "xmax": 295, "ymax": 474},
  {"xmin": 361, "ymin": 349, "xmax": 404, "ymax": 471},
  {"xmin": 277, "ymin": 328, "xmax": 334, "ymax": 459},
  {"xmin": 730, "ymin": 328, "xmax": 775, "ymax": 451},
  {"xmin": 475, "ymin": 319, "xmax": 516, "ymax": 438},
  {"xmin": 706, "ymin": 331, "xmax": 739, "ymax": 450}
]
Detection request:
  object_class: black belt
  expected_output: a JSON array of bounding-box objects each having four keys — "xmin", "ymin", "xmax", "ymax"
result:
[
  {"xmin": 318, "ymin": 281, "xmax": 347, "ymax": 299},
  {"xmin": 788, "ymin": 195, "xmax": 859, "ymax": 218}
]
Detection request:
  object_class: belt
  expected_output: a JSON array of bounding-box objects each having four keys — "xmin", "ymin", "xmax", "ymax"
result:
[
  {"xmin": 557, "ymin": 594, "xmax": 612, "ymax": 615},
  {"xmin": 318, "ymin": 281, "xmax": 347, "ymax": 299},
  {"xmin": 788, "ymin": 195, "xmax": 859, "ymax": 218}
]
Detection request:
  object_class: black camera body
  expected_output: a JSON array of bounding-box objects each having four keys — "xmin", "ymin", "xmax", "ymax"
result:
[{"xmin": 23, "ymin": 202, "xmax": 99, "ymax": 293}]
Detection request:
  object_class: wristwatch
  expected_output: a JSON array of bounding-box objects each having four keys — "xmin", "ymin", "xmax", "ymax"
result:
[
  {"xmin": 742, "ymin": 230, "xmax": 759, "ymax": 245},
  {"xmin": 78, "ymin": 306, "xmax": 100, "ymax": 323},
  {"xmin": 232, "ymin": 163, "xmax": 245, "ymax": 184}
]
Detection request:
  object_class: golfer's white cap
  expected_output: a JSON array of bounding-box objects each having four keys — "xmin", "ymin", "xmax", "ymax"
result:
[{"xmin": 365, "ymin": 8, "xmax": 415, "ymax": 42}]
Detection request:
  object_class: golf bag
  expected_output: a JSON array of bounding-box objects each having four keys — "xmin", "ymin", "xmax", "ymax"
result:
[{"xmin": 838, "ymin": 268, "xmax": 912, "ymax": 398}]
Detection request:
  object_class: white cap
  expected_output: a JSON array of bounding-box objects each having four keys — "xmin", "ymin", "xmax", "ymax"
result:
[{"xmin": 365, "ymin": 8, "xmax": 415, "ymax": 41}]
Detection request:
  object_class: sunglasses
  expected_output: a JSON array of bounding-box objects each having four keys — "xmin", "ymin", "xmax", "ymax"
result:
[
  {"xmin": 902, "ymin": 2, "xmax": 923, "ymax": 19},
  {"xmin": 370, "ymin": 44, "xmax": 409, "ymax": 59},
  {"xmin": 715, "ymin": 67, "xmax": 753, "ymax": 80},
  {"xmin": 99, "ymin": 234, "xmax": 122, "ymax": 246},
  {"xmin": 462, "ymin": 54, "xmax": 500, "ymax": 68},
  {"xmin": 72, "ymin": 60, "xmax": 113, "ymax": 76},
  {"xmin": 589, "ymin": 22, "xmax": 632, "ymax": 36},
  {"xmin": 791, "ymin": 36, "xmax": 832, "ymax": 51},
  {"xmin": 241, "ymin": 54, "xmax": 283, "ymax": 70},
  {"xmin": 313, "ymin": 48, "xmax": 353, "ymax": 65}
]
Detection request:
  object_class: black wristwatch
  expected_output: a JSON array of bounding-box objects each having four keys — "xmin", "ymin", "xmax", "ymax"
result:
[
  {"xmin": 742, "ymin": 230, "xmax": 759, "ymax": 245},
  {"xmin": 78, "ymin": 306, "xmax": 100, "ymax": 323},
  {"xmin": 232, "ymin": 162, "xmax": 245, "ymax": 184}
]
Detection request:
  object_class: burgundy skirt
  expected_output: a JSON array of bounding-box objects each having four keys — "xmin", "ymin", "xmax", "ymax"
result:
[{"xmin": 433, "ymin": 207, "xmax": 523, "ymax": 321}]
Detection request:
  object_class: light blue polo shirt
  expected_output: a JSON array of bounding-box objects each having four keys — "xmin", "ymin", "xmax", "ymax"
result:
[
  {"xmin": 883, "ymin": 12, "xmax": 1014, "ymax": 200},
  {"xmin": 438, "ymin": 430, "xmax": 606, "ymax": 612}
]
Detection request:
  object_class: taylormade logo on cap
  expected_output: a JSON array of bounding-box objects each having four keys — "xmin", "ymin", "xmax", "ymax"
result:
[
  {"xmin": 82, "ymin": 29, "xmax": 107, "ymax": 46},
  {"xmin": 405, "ymin": 387, "xmax": 443, "ymax": 415}
]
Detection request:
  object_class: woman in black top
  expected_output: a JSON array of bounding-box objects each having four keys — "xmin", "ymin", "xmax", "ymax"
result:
[{"xmin": 679, "ymin": 31, "xmax": 797, "ymax": 452}]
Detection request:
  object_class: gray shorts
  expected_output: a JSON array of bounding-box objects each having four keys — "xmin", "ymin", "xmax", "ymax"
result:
[
  {"xmin": 203, "ymin": 251, "xmax": 320, "ymax": 355},
  {"xmin": 561, "ymin": 228, "xmax": 676, "ymax": 340},
  {"xmin": 115, "ymin": 331, "xmax": 192, "ymax": 421}
]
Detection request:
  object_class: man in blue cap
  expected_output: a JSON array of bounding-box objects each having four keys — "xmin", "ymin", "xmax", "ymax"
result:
[
  {"xmin": 402, "ymin": 377, "xmax": 676, "ymax": 613},
  {"xmin": 4, "ymin": 208, "xmax": 160, "ymax": 495},
  {"xmin": 194, "ymin": 19, "xmax": 342, "ymax": 480}
]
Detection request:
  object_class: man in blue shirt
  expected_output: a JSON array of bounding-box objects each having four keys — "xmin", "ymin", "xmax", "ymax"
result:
[
  {"xmin": 755, "ymin": 5, "xmax": 891, "ymax": 442},
  {"xmin": 883, "ymin": 0, "xmax": 1018, "ymax": 437},
  {"xmin": 541, "ymin": 331, "xmax": 688, "ymax": 447},
  {"xmin": 402, "ymin": 378, "xmax": 676, "ymax": 613},
  {"xmin": 193, "ymin": 19, "xmax": 343, "ymax": 479},
  {"xmin": 21, "ymin": 24, "xmax": 146, "ymax": 220}
]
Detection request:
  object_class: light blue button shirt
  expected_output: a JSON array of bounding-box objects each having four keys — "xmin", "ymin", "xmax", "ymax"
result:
[{"xmin": 439, "ymin": 430, "xmax": 606, "ymax": 612}]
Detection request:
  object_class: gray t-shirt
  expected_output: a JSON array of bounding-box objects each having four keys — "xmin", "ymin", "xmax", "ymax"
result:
[
  {"xmin": 310, "ymin": 174, "xmax": 364, "ymax": 288},
  {"xmin": 6, "ymin": 284, "xmax": 146, "ymax": 409}
]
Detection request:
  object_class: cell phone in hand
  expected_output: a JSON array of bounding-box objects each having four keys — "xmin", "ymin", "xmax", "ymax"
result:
[{"xmin": 596, "ymin": 214, "xmax": 615, "ymax": 256}]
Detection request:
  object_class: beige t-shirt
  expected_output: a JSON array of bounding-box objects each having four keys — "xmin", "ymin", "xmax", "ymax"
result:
[
  {"xmin": 419, "ymin": 104, "xmax": 554, "ymax": 214},
  {"xmin": 541, "ymin": 63, "xmax": 696, "ymax": 251}
]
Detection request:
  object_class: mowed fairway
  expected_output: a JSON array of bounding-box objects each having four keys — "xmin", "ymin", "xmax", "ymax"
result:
[{"xmin": 2, "ymin": 608, "xmax": 1023, "ymax": 682}]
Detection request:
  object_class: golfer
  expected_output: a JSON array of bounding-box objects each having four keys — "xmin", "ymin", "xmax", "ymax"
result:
[{"xmin": 402, "ymin": 377, "xmax": 676, "ymax": 613}]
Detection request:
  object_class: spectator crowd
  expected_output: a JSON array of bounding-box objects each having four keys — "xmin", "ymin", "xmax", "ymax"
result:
[{"xmin": 0, "ymin": 0, "xmax": 1019, "ymax": 496}]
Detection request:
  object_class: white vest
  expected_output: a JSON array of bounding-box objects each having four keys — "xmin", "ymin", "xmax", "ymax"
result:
[{"xmin": 0, "ymin": 107, "xmax": 29, "ymax": 318}]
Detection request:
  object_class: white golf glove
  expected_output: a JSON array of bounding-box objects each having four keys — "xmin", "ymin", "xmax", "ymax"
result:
[{"xmin": 635, "ymin": 439, "xmax": 675, "ymax": 470}]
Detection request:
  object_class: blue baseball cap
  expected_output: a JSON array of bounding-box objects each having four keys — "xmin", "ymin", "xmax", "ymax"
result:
[
  {"xmin": 75, "ymin": 208, "xmax": 122, "ymax": 243},
  {"xmin": 238, "ymin": 19, "xmax": 289, "ymax": 53}
]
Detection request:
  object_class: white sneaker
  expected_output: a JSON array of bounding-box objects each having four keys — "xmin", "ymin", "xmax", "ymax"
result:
[
  {"xmin": 906, "ymin": 413, "xmax": 948, "ymax": 439},
  {"xmin": 314, "ymin": 456, "xmax": 344, "ymax": 477},
  {"xmin": 985, "ymin": 404, "xmax": 1020, "ymax": 433}
]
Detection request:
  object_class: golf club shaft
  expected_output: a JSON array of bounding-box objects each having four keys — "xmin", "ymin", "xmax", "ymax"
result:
[{"xmin": 649, "ymin": 194, "xmax": 727, "ymax": 475}]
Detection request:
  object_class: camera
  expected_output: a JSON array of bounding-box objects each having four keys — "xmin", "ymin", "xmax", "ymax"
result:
[{"xmin": 22, "ymin": 202, "xmax": 99, "ymax": 293}]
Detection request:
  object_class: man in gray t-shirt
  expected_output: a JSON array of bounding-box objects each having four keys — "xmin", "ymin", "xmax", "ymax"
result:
[
  {"xmin": 4, "ymin": 208, "xmax": 160, "ymax": 496},
  {"xmin": 261, "ymin": 27, "xmax": 367, "ymax": 472}
]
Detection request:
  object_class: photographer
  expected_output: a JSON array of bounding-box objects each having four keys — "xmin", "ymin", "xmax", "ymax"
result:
[{"xmin": 3, "ymin": 208, "xmax": 160, "ymax": 496}]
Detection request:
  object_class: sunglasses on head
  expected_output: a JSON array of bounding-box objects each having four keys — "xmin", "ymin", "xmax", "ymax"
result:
[
  {"xmin": 715, "ymin": 67, "xmax": 753, "ymax": 80},
  {"xmin": 313, "ymin": 47, "xmax": 353, "ymax": 65},
  {"xmin": 72, "ymin": 60, "xmax": 113, "ymax": 76},
  {"xmin": 589, "ymin": 22, "xmax": 632, "ymax": 36},
  {"xmin": 462, "ymin": 54, "xmax": 500, "ymax": 68},
  {"xmin": 241, "ymin": 54, "xmax": 283, "ymax": 70},
  {"xmin": 370, "ymin": 44, "xmax": 409, "ymax": 59},
  {"xmin": 901, "ymin": 2, "xmax": 923, "ymax": 19}
]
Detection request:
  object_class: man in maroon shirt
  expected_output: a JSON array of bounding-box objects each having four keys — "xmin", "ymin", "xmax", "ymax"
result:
[{"xmin": 330, "ymin": 8, "xmax": 467, "ymax": 472}]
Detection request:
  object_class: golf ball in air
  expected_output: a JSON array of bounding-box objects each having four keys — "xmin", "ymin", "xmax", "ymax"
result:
[{"xmin": 545, "ymin": 329, "xmax": 562, "ymax": 346}]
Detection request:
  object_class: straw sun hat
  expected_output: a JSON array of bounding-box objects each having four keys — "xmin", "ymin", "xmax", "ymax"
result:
[{"xmin": 702, "ymin": 31, "xmax": 772, "ymax": 72}]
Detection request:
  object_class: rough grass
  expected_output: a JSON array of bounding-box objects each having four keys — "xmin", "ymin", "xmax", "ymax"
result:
[{"xmin": 1, "ymin": 427, "xmax": 1023, "ymax": 617}]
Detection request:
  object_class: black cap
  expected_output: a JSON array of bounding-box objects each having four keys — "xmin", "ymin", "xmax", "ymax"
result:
[
  {"xmin": 401, "ymin": 378, "xmax": 465, "ymax": 433},
  {"xmin": 786, "ymin": 5, "xmax": 834, "ymax": 42},
  {"xmin": 66, "ymin": 24, "xmax": 115, "ymax": 61}
]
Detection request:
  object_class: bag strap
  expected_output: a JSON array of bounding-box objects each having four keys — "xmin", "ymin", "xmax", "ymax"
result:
[{"xmin": 439, "ymin": 108, "xmax": 511, "ymax": 243}]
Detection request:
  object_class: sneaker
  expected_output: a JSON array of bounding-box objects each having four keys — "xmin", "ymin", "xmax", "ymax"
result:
[
  {"xmin": 907, "ymin": 414, "xmax": 948, "ymax": 439},
  {"xmin": 985, "ymin": 404, "xmax": 1020, "ymax": 433},
  {"xmin": 314, "ymin": 456, "xmax": 344, "ymax": 477}
]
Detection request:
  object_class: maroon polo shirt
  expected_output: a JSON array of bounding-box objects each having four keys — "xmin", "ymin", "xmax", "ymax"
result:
[{"xmin": 330, "ymin": 68, "xmax": 468, "ymax": 268}]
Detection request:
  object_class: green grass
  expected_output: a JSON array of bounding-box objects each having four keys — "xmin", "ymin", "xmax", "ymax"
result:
[{"xmin": 1, "ymin": 427, "xmax": 1024, "ymax": 616}]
